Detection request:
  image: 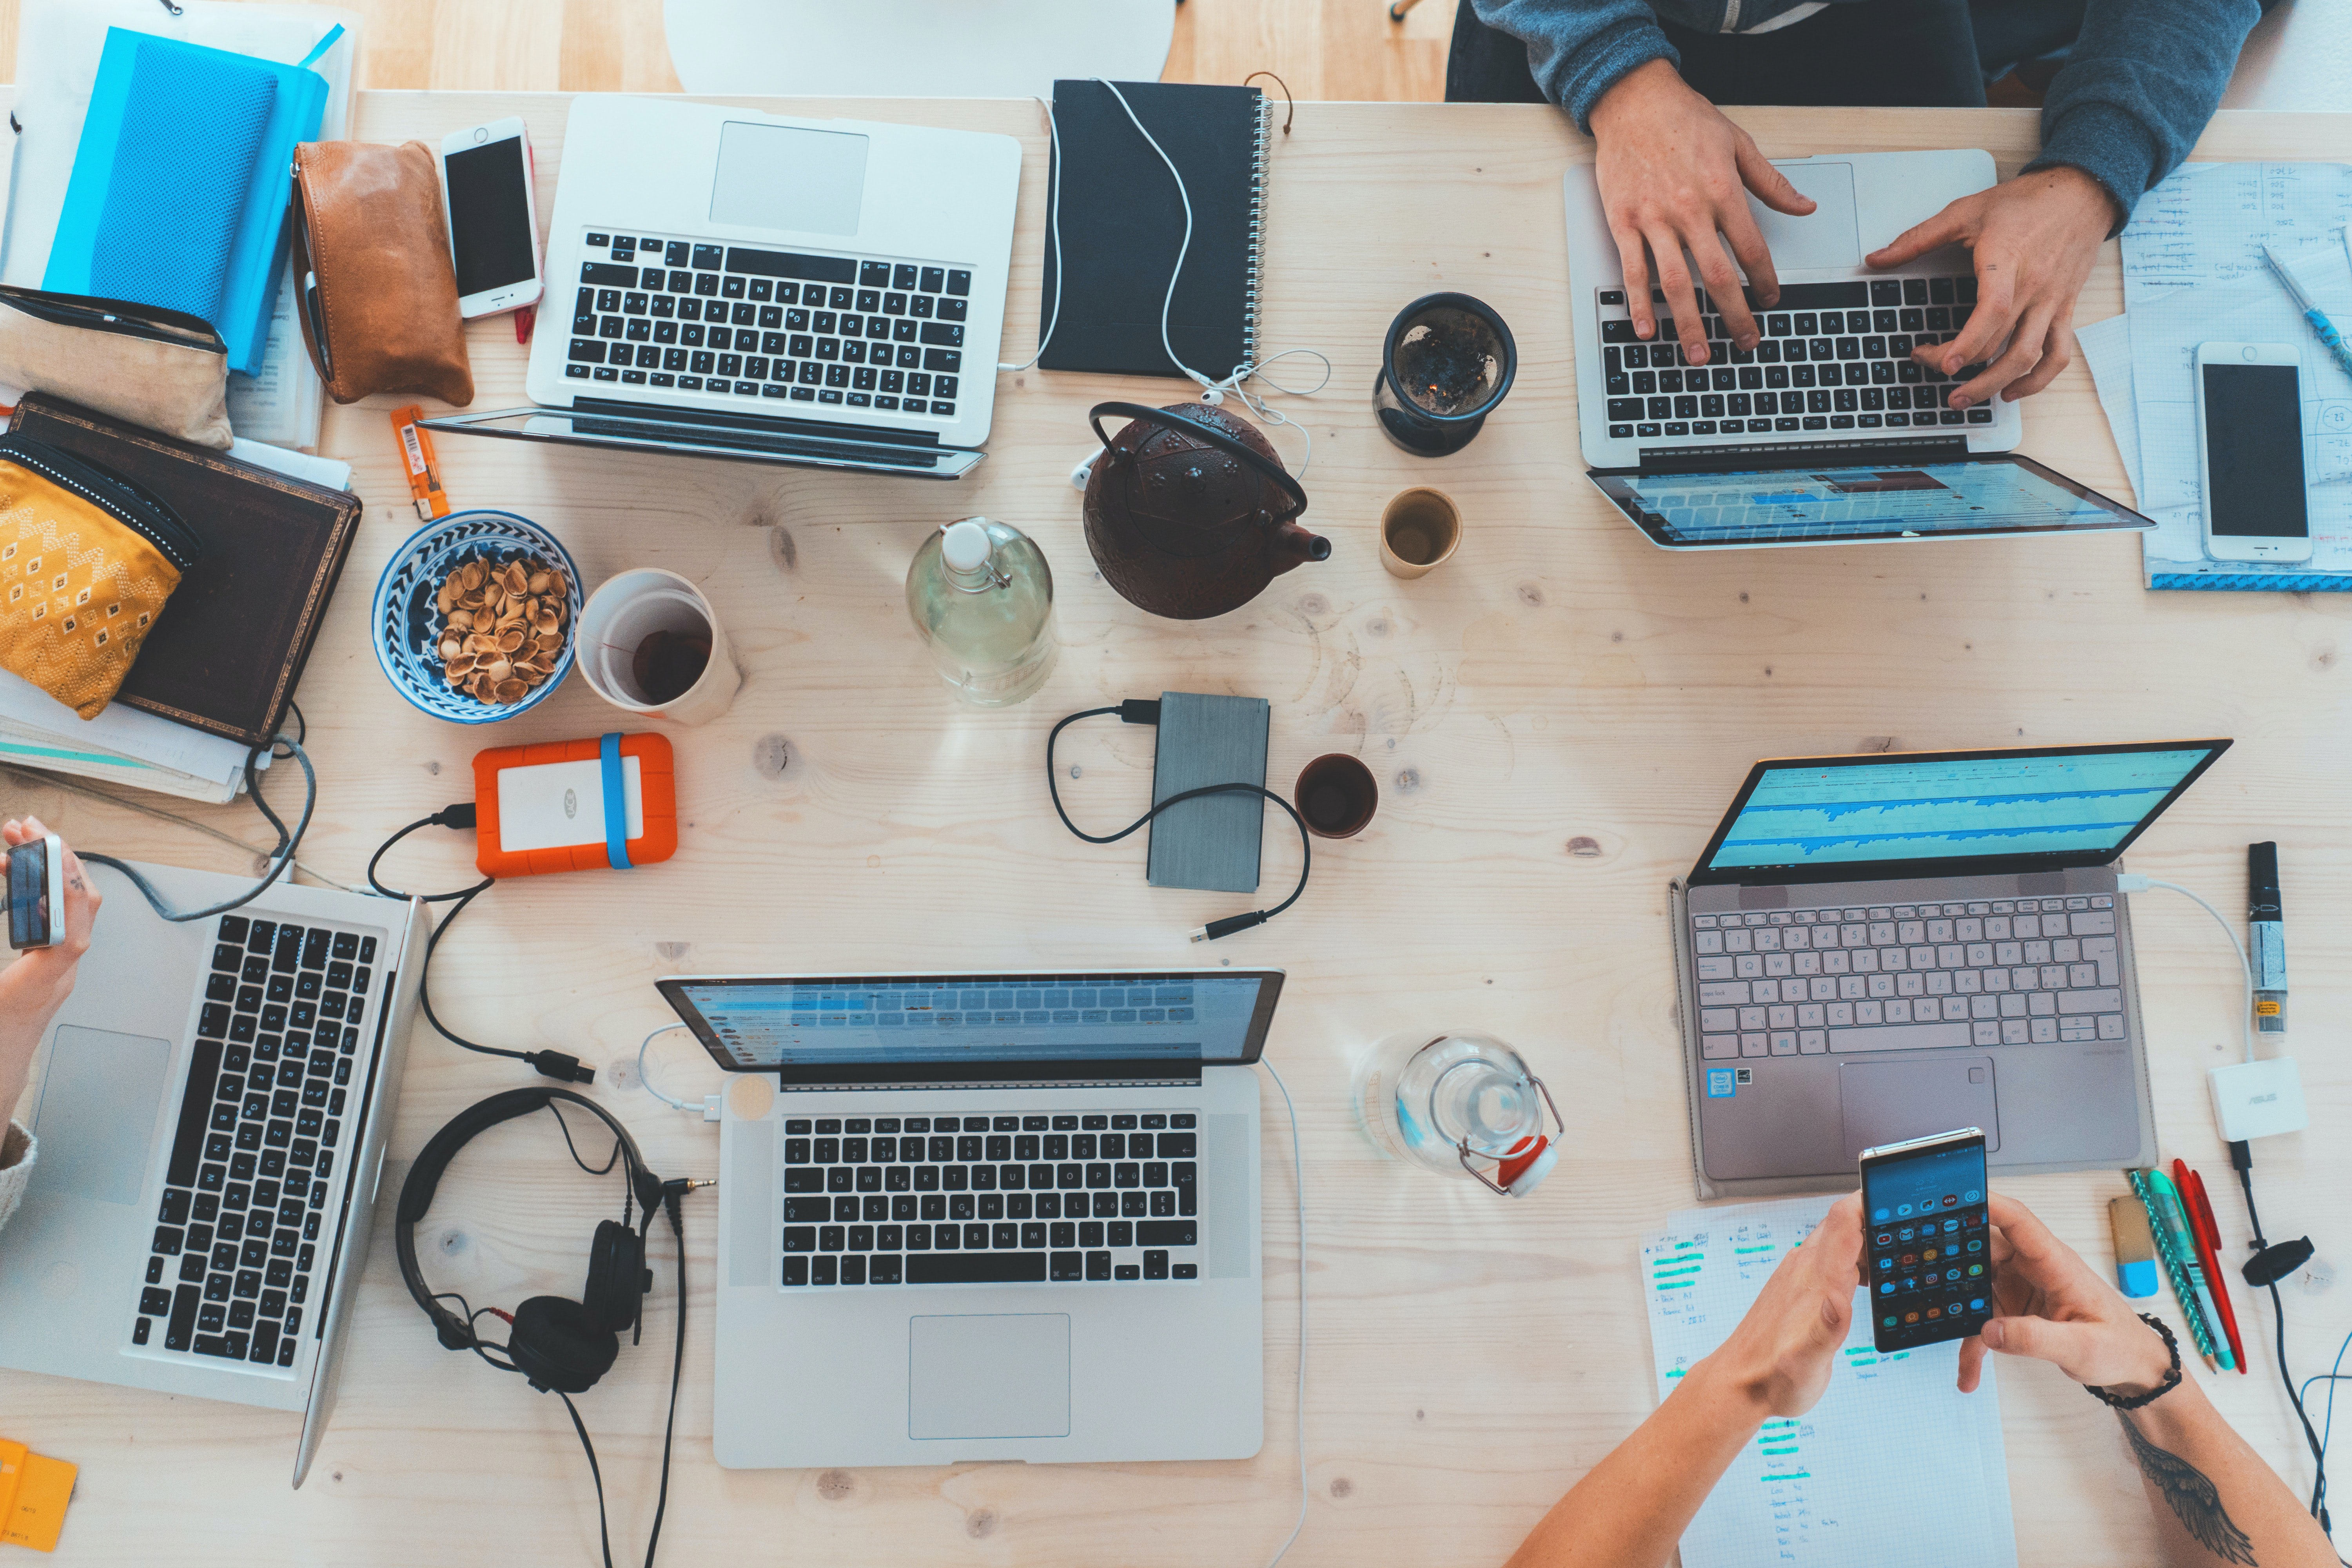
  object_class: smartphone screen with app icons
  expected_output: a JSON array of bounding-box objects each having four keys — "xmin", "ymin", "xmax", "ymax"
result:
[{"xmin": 1860, "ymin": 1128, "xmax": 1992, "ymax": 1353}]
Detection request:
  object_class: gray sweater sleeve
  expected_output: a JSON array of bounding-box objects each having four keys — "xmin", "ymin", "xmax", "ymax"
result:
[
  {"xmin": 2024, "ymin": 0, "xmax": 2262, "ymax": 228},
  {"xmin": 1470, "ymin": 0, "xmax": 1680, "ymax": 132},
  {"xmin": 0, "ymin": 1122, "xmax": 32, "ymax": 1238}
]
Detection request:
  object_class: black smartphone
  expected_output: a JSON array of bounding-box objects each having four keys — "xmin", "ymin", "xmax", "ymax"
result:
[
  {"xmin": 7, "ymin": 833, "xmax": 64, "ymax": 950},
  {"xmin": 1860, "ymin": 1127, "xmax": 1992, "ymax": 1353}
]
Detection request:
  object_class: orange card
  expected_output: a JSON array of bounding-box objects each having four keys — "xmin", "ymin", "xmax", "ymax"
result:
[{"xmin": 0, "ymin": 1447, "xmax": 72, "ymax": 1552}]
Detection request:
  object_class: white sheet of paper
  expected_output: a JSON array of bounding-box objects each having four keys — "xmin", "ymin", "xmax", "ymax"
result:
[
  {"xmin": 1642, "ymin": 1196, "xmax": 2018, "ymax": 1568},
  {"xmin": 2077, "ymin": 314, "xmax": 2142, "ymax": 500}
]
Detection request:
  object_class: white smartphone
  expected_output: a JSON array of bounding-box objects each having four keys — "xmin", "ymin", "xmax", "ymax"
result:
[
  {"xmin": 439, "ymin": 117, "xmax": 542, "ymax": 319},
  {"xmin": 2195, "ymin": 341, "xmax": 2311, "ymax": 564}
]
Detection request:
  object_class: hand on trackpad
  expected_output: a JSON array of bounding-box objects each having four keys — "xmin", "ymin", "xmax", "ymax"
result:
[
  {"xmin": 1748, "ymin": 162, "xmax": 1861, "ymax": 271},
  {"xmin": 908, "ymin": 1314, "xmax": 1071, "ymax": 1440}
]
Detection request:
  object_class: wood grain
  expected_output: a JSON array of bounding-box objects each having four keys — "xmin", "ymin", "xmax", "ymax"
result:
[{"xmin": 0, "ymin": 93, "xmax": 2347, "ymax": 1568}]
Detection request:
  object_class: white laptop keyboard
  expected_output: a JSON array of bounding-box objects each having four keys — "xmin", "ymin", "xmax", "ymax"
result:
[
  {"xmin": 566, "ymin": 229, "xmax": 969, "ymax": 420},
  {"xmin": 136, "ymin": 914, "xmax": 376, "ymax": 1369},
  {"xmin": 1598, "ymin": 276, "xmax": 1992, "ymax": 443},
  {"xmin": 783, "ymin": 1111, "xmax": 1201, "ymax": 1288},
  {"xmin": 1692, "ymin": 895, "xmax": 2123, "ymax": 1058}
]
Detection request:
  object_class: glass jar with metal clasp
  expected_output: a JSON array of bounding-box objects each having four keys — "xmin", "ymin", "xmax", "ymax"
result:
[{"xmin": 1351, "ymin": 1030, "xmax": 1562, "ymax": 1196}]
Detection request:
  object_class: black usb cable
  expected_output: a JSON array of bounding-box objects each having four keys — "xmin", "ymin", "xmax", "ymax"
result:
[{"xmin": 1047, "ymin": 700, "xmax": 1311, "ymax": 940}]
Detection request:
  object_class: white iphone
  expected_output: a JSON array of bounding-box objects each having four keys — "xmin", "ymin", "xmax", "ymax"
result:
[
  {"xmin": 2195, "ymin": 341, "xmax": 2311, "ymax": 564},
  {"xmin": 439, "ymin": 117, "xmax": 542, "ymax": 319}
]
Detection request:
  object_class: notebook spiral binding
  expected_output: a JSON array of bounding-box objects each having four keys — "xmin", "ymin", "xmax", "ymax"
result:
[{"xmin": 1243, "ymin": 91, "xmax": 1272, "ymax": 372}]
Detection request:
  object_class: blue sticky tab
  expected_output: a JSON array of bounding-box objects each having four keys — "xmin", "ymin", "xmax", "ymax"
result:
[
  {"xmin": 2116, "ymin": 1258, "xmax": 2160, "ymax": 1299},
  {"xmin": 600, "ymin": 733, "xmax": 632, "ymax": 870},
  {"xmin": 1706, "ymin": 1068, "xmax": 1736, "ymax": 1099}
]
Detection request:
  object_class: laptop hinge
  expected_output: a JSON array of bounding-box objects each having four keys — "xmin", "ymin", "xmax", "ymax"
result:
[
  {"xmin": 1636, "ymin": 436, "xmax": 1971, "ymax": 474},
  {"xmin": 571, "ymin": 394, "xmax": 943, "ymax": 451}
]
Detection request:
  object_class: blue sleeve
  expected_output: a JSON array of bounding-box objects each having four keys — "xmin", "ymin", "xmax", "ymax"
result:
[
  {"xmin": 1470, "ymin": 0, "xmax": 1680, "ymax": 132},
  {"xmin": 2024, "ymin": 0, "xmax": 2261, "ymax": 231}
]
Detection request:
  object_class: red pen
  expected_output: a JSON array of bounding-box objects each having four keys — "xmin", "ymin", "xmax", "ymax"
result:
[{"xmin": 2175, "ymin": 1161, "xmax": 2249, "ymax": 1374}]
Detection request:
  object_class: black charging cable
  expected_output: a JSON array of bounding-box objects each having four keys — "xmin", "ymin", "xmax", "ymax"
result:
[
  {"xmin": 1047, "ymin": 700, "xmax": 1310, "ymax": 940},
  {"xmin": 80, "ymin": 706, "xmax": 318, "ymax": 923},
  {"xmin": 2229, "ymin": 1138, "xmax": 2343, "ymax": 1556},
  {"xmin": 367, "ymin": 807, "xmax": 594, "ymax": 1084}
]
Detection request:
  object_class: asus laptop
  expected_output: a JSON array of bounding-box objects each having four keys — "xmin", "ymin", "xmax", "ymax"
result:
[
  {"xmin": 0, "ymin": 860, "xmax": 427, "ymax": 1486},
  {"xmin": 1565, "ymin": 150, "xmax": 2155, "ymax": 549},
  {"xmin": 1669, "ymin": 740, "xmax": 2230, "ymax": 1198},
  {"xmin": 424, "ymin": 96, "xmax": 1020, "ymax": 479},
  {"xmin": 657, "ymin": 969, "xmax": 1281, "ymax": 1468}
]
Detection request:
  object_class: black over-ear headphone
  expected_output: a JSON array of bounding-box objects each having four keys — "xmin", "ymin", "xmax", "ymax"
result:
[{"xmin": 395, "ymin": 1086, "xmax": 666, "ymax": 1391}]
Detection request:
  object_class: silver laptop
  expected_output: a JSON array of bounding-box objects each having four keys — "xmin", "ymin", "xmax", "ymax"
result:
[
  {"xmin": 1670, "ymin": 741, "xmax": 2231, "ymax": 1199},
  {"xmin": 1565, "ymin": 150, "xmax": 2153, "ymax": 550},
  {"xmin": 0, "ymin": 860, "xmax": 426, "ymax": 1485},
  {"xmin": 424, "ymin": 95, "xmax": 1021, "ymax": 479},
  {"xmin": 656, "ymin": 969, "xmax": 1280, "ymax": 1468}
]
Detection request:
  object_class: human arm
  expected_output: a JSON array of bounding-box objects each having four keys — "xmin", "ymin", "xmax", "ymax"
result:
[
  {"xmin": 1, "ymin": 817, "xmax": 102, "ymax": 1178},
  {"xmin": 1867, "ymin": 0, "xmax": 2262, "ymax": 409},
  {"xmin": 1501, "ymin": 1195, "xmax": 1864, "ymax": 1568},
  {"xmin": 1962, "ymin": 1193, "xmax": 2336, "ymax": 1568}
]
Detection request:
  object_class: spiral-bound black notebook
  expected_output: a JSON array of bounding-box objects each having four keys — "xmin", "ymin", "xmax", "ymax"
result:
[{"xmin": 1038, "ymin": 80, "xmax": 1270, "ymax": 381}]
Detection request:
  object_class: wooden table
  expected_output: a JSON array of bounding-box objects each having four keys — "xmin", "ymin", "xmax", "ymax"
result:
[{"xmin": 4, "ymin": 92, "xmax": 2348, "ymax": 1568}]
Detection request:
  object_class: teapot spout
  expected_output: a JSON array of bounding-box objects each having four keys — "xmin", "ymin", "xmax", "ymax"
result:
[{"xmin": 1271, "ymin": 521, "xmax": 1331, "ymax": 576}]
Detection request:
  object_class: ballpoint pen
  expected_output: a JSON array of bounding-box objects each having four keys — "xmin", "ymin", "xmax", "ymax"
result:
[
  {"xmin": 2262, "ymin": 243, "xmax": 2352, "ymax": 383},
  {"xmin": 2147, "ymin": 1168, "xmax": 2237, "ymax": 1372},
  {"xmin": 2174, "ymin": 1160, "xmax": 2249, "ymax": 1374}
]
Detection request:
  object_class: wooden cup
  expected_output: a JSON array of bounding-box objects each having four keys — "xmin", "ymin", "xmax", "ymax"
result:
[{"xmin": 1379, "ymin": 486, "xmax": 1462, "ymax": 579}]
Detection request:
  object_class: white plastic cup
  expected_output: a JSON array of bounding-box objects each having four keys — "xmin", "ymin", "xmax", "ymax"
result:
[{"xmin": 575, "ymin": 568, "xmax": 742, "ymax": 726}]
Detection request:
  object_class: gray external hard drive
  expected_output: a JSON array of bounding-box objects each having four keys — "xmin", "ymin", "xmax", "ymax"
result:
[{"xmin": 1146, "ymin": 692, "xmax": 1269, "ymax": 895}]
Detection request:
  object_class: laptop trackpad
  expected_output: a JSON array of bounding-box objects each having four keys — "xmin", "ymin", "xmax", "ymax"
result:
[
  {"xmin": 27, "ymin": 1025, "xmax": 172, "ymax": 1207},
  {"xmin": 1748, "ymin": 161, "xmax": 1861, "ymax": 271},
  {"xmin": 1839, "ymin": 1056, "xmax": 1998, "ymax": 1165},
  {"xmin": 908, "ymin": 1314, "xmax": 1071, "ymax": 1440}
]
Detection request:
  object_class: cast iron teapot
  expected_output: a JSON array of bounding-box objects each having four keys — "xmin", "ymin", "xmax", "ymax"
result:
[{"xmin": 1082, "ymin": 401, "xmax": 1328, "ymax": 621}]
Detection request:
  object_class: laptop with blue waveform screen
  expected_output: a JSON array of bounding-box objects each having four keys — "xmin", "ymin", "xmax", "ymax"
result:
[{"xmin": 1691, "ymin": 741, "xmax": 2229, "ymax": 884}]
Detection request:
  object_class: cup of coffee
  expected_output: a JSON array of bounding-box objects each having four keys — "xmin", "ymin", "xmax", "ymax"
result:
[
  {"xmin": 1295, "ymin": 753, "xmax": 1378, "ymax": 838},
  {"xmin": 1379, "ymin": 487, "xmax": 1462, "ymax": 579},
  {"xmin": 576, "ymin": 568, "xmax": 742, "ymax": 726}
]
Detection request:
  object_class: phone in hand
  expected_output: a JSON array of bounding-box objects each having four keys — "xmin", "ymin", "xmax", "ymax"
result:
[
  {"xmin": 1859, "ymin": 1127, "xmax": 1992, "ymax": 1353},
  {"xmin": 2195, "ymin": 341, "xmax": 2311, "ymax": 565},
  {"xmin": 6, "ymin": 833, "xmax": 64, "ymax": 950},
  {"xmin": 438, "ymin": 117, "xmax": 542, "ymax": 319}
]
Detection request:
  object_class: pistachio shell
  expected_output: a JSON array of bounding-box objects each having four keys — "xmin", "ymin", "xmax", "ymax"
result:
[
  {"xmin": 445, "ymin": 609, "xmax": 474, "ymax": 633},
  {"xmin": 527, "ymin": 570, "xmax": 553, "ymax": 595},
  {"xmin": 496, "ymin": 628, "xmax": 524, "ymax": 653},
  {"xmin": 437, "ymin": 637, "xmax": 462, "ymax": 661}
]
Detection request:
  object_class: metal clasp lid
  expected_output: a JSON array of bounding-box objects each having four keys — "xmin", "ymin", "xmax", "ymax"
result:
[{"xmin": 1456, "ymin": 1073, "xmax": 1563, "ymax": 1198}]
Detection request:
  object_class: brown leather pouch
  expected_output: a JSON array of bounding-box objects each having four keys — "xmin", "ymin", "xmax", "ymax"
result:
[{"xmin": 290, "ymin": 141, "xmax": 474, "ymax": 407}]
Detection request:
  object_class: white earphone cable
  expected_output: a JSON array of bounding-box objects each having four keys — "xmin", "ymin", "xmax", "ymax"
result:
[
  {"xmin": 996, "ymin": 93, "xmax": 1065, "ymax": 374},
  {"xmin": 636, "ymin": 1022, "xmax": 700, "ymax": 1111},
  {"xmin": 1259, "ymin": 1057, "xmax": 1308, "ymax": 1568}
]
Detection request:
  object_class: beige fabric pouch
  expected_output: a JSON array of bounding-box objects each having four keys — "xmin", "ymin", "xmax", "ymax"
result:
[{"xmin": 0, "ymin": 287, "xmax": 233, "ymax": 449}]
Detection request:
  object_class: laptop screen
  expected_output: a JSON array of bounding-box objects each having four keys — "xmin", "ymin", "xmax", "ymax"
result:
[
  {"xmin": 657, "ymin": 971, "xmax": 1283, "ymax": 1082},
  {"xmin": 1690, "ymin": 741, "xmax": 2230, "ymax": 885},
  {"xmin": 1588, "ymin": 453, "xmax": 2151, "ymax": 548}
]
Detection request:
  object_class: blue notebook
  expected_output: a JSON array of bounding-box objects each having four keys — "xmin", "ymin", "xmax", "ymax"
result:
[{"xmin": 44, "ymin": 27, "xmax": 335, "ymax": 377}]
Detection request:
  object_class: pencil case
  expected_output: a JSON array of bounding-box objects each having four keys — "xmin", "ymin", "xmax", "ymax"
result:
[
  {"xmin": 289, "ymin": 140, "xmax": 474, "ymax": 407},
  {"xmin": 0, "ymin": 287, "xmax": 232, "ymax": 449}
]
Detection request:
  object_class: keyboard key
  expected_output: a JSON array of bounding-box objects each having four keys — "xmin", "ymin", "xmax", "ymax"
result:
[
  {"xmin": 1143, "ymin": 1249, "xmax": 1169, "ymax": 1280},
  {"xmin": 909, "ymin": 1252, "xmax": 1050, "ymax": 1285},
  {"xmin": 1135, "ymin": 1220, "xmax": 1196, "ymax": 1247}
]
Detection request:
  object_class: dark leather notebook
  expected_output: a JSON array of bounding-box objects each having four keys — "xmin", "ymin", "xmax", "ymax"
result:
[
  {"xmin": 9, "ymin": 393, "xmax": 361, "ymax": 748},
  {"xmin": 1039, "ymin": 80, "xmax": 1270, "ymax": 381}
]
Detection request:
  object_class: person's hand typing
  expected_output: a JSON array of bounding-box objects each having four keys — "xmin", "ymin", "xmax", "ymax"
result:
[
  {"xmin": 1866, "ymin": 165, "xmax": 2118, "ymax": 411},
  {"xmin": 1588, "ymin": 59, "xmax": 1817, "ymax": 367},
  {"xmin": 1704, "ymin": 1193, "xmax": 1865, "ymax": 1418},
  {"xmin": 1958, "ymin": 1193, "xmax": 2175, "ymax": 1397}
]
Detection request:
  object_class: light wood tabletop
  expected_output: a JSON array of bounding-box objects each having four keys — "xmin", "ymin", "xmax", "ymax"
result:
[{"xmin": 3, "ymin": 91, "xmax": 2348, "ymax": 1567}]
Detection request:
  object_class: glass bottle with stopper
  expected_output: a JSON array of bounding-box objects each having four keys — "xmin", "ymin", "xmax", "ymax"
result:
[
  {"xmin": 1352, "ymin": 1030, "xmax": 1562, "ymax": 1196},
  {"xmin": 904, "ymin": 516, "xmax": 1058, "ymax": 707}
]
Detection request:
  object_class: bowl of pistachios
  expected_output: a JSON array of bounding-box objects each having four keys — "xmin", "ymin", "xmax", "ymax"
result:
[{"xmin": 371, "ymin": 510, "xmax": 583, "ymax": 724}]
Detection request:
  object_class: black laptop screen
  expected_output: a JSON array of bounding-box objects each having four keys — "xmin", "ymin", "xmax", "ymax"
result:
[
  {"xmin": 659, "ymin": 972, "xmax": 1282, "ymax": 1074},
  {"xmin": 1588, "ymin": 453, "xmax": 2151, "ymax": 547},
  {"xmin": 1691, "ymin": 742, "xmax": 2230, "ymax": 884}
]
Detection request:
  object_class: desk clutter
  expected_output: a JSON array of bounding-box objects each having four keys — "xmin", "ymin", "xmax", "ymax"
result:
[{"xmin": 0, "ymin": 13, "xmax": 2342, "ymax": 1565}]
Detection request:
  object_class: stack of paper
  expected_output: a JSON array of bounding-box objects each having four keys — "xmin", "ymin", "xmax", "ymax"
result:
[
  {"xmin": 2093, "ymin": 162, "xmax": 2352, "ymax": 590},
  {"xmin": 2, "ymin": 0, "xmax": 358, "ymax": 451},
  {"xmin": 1642, "ymin": 1195, "xmax": 2018, "ymax": 1568}
]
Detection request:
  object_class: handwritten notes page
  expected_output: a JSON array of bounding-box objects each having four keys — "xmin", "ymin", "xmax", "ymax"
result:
[{"xmin": 1641, "ymin": 1196, "xmax": 2017, "ymax": 1568}]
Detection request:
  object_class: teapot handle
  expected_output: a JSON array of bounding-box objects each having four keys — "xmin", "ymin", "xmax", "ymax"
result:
[{"xmin": 1088, "ymin": 401, "xmax": 1308, "ymax": 522}]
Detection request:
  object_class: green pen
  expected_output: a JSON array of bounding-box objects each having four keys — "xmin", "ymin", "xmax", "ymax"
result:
[{"xmin": 2147, "ymin": 1169, "xmax": 2236, "ymax": 1372}]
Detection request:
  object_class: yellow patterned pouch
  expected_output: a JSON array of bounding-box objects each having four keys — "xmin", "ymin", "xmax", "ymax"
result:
[{"xmin": 0, "ymin": 437, "xmax": 200, "ymax": 719}]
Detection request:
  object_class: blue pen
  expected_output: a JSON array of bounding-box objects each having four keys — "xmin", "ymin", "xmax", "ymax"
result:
[{"xmin": 2263, "ymin": 243, "xmax": 2352, "ymax": 383}]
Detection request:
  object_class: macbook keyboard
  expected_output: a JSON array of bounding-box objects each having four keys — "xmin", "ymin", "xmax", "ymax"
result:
[
  {"xmin": 566, "ymin": 230, "xmax": 969, "ymax": 420},
  {"xmin": 1692, "ymin": 895, "xmax": 2123, "ymax": 1058},
  {"xmin": 1596, "ymin": 277, "xmax": 1993, "ymax": 440},
  {"xmin": 782, "ymin": 1112, "xmax": 1201, "ymax": 1288},
  {"xmin": 133, "ymin": 914, "xmax": 375, "ymax": 1368}
]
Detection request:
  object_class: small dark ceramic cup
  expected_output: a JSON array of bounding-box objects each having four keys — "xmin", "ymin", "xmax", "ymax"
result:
[{"xmin": 1295, "ymin": 753, "xmax": 1379, "ymax": 838}]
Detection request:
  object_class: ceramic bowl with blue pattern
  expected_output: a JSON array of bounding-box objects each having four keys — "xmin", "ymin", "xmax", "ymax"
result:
[{"xmin": 371, "ymin": 510, "xmax": 583, "ymax": 724}]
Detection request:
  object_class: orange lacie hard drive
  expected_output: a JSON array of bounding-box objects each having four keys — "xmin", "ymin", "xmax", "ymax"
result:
[{"xmin": 473, "ymin": 732, "xmax": 677, "ymax": 878}]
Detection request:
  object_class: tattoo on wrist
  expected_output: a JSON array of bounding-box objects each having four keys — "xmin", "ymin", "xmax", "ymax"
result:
[{"xmin": 2117, "ymin": 1413, "xmax": 2258, "ymax": 1566}]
